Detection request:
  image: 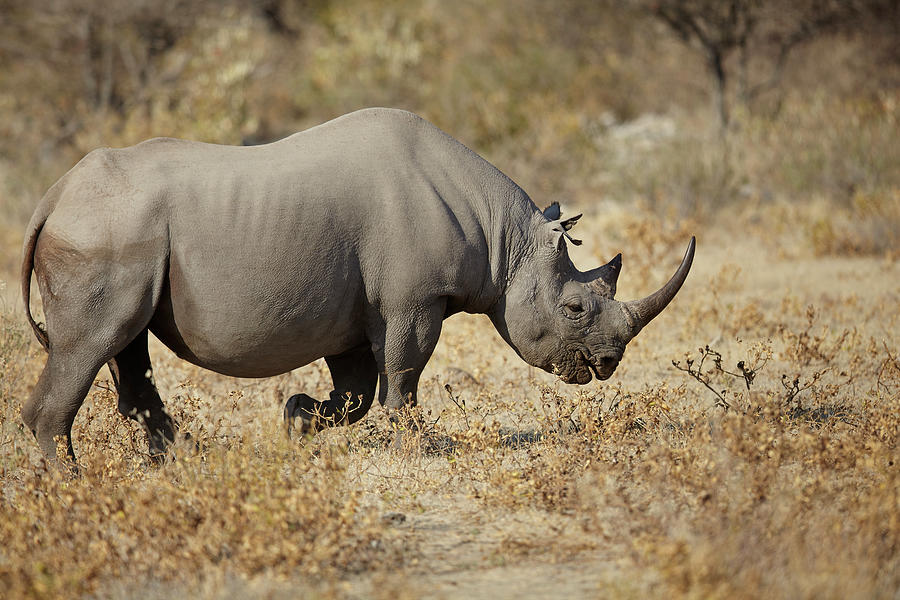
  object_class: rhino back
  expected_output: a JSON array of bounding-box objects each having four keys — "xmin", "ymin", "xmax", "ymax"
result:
[{"xmin": 74, "ymin": 108, "xmax": 523, "ymax": 376}]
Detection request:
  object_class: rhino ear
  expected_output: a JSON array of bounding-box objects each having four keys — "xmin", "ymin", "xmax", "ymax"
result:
[
  {"xmin": 559, "ymin": 213, "xmax": 582, "ymax": 232},
  {"xmin": 551, "ymin": 214, "xmax": 583, "ymax": 247},
  {"xmin": 542, "ymin": 202, "xmax": 561, "ymax": 221},
  {"xmin": 545, "ymin": 221, "xmax": 583, "ymax": 251},
  {"xmin": 549, "ymin": 226, "xmax": 566, "ymax": 252},
  {"xmin": 540, "ymin": 219, "xmax": 566, "ymax": 253},
  {"xmin": 541, "ymin": 204, "xmax": 583, "ymax": 249}
]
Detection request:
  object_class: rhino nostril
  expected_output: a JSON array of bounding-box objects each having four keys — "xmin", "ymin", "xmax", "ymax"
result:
[{"xmin": 597, "ymin": 355, "xmax": 619, "ymax": 371}]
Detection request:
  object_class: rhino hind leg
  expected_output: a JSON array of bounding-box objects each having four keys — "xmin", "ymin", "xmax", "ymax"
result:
[
  {"xmin": 21, "ymin": 321, "xmax": 147, "ymax": 467},
  {"xmin": 22, "ymin": 350, "xmax": 110, "ymax": 466},
  {"xmin": 108, "ymin": 329, "xmax": 176, "ymax": 459},
  {"xmin": 284, "ymin": 344, "xmax": 378, "ymax": 437},
  {"xmin": 22, "ymin": 230, "xmax": 166, "ymax": 467}
]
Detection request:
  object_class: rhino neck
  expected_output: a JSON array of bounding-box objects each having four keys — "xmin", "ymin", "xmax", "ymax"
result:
[
  {"xmin": 471, "ymin": 188, "xmax": 541, "ymax": 315},
  {"xmin": 414, "ymin": 128, "xmax": 539, "ymax": 317}
]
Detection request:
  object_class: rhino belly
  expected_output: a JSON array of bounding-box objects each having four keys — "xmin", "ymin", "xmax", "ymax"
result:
[{"xmin": 148, "ymin": 254, "xmax": 368, "ymax": 378}]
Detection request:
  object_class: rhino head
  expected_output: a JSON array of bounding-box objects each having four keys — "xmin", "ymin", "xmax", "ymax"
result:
[{"xmin": 489, "ymin": 203, "xmax": 695, "ymax": 384}]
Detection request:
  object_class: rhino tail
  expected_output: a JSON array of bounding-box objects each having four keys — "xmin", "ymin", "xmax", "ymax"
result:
[{"xmin": 21, "ymin": 197, "xmax": 52, "ymax": 352}]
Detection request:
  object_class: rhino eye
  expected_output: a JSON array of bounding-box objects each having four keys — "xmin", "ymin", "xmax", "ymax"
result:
[{"xmin": 563, "ymin": 301, "xmax": 584, "ymax": 318}]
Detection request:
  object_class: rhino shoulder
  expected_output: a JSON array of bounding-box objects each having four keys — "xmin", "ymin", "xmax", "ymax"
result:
[{"xmin": 320, "ymin": 107, "xmax": 433, "ymax": 145}]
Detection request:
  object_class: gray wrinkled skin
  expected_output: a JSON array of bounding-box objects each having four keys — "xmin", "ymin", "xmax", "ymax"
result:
[{"xmin": 20, "ymin": 108, "xmax": 694, "ymax": 462}]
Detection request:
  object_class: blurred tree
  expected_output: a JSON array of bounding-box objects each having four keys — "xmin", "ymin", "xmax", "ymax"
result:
[
  {"xmin": 0, "ymin": 0, "xmax": 211, "ymax": 150},
  {"xmin": 252, "ymin": 0, "xmax": 330, "ymax": 36},
  {"xmin": 638, "ymin": 0, "xmax": 898, "ymax": 130}
]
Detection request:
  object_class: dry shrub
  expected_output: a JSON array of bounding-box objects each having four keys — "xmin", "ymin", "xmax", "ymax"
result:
[
  {"xmin": 435, "ymin": 283, "xmax": 898, "ymax": 597},
  {"xmin": 0, "ymin": 408, "xmax": 394, "ymax": 599},
  {"xmin": 0, "ymin": 309, "xmax": 29, "ymax": 399},
  {"xmin": 458, "ymin": 383, "xmax": 686, "ymax": 515},
  {"xmin": 0, "ymin": 247, "xmax": 897, "ymax": 598},
  {"xmin": 567, "ymin": 325, "xmax": 899, "ymax": 598},
  {"xmin": 778, "ymin": 305, "xmax": 854, "ymax": 368},
  {"xmin": 808, "ymin": 188, "xmax": 900, "ymax": 258},
  {"xmin": 575, "ymin": 399, "xmax": 899, "ymax": 598},
  {"xmin": 683, "ymin": 263, "xmax": 781, "ymax": 342}
]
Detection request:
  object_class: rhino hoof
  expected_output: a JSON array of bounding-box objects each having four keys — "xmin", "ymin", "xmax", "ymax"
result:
[{"xmin": 284, "ymin": 393, "xmax": 322, "ymax": 438}]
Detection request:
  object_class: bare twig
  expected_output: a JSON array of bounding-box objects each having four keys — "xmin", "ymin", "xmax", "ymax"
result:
[
  {"xmin": 444, "ymin": 384, "xmax": 469, "ymax": 428},
  {"xmin": 673, "ymin": 345, "xmax": 733, "ymax": 410}
]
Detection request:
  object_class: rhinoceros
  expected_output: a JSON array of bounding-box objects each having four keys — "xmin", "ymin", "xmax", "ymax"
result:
[{"xmin": 21, "ymin": 108, "xmax": 694, "ymax": 463}]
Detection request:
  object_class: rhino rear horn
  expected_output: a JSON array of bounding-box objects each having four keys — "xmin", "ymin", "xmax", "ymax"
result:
[
  {"xmin": 585, "ymin": 253, "xmax": 622, "ymax": 297},
  {"xmin": 623, "ymin": 236, "xmax": 695, "ymax": 334}
]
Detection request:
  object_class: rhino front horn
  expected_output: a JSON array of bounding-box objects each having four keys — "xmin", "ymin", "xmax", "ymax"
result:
[{"xmin": 624, "ymin": 236, "xmax": 695, "ymax": 334}]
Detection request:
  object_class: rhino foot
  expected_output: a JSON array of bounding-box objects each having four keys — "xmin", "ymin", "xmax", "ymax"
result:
[
  {"xmin": 147, "ymin": 430, "xmax": 195, "ymax": 465},
  {"xmin": 284, "ymin": 394, "xmax": 319, "ymax": 438},
  {"xmin": 284, "ymin": 393, "xmax": 353, "ymax": 438}
]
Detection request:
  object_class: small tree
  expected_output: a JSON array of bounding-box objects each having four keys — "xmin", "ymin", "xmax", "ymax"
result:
[{"xmin": 640, "ymin": 0, "xmax": 889, "ymax": 131}]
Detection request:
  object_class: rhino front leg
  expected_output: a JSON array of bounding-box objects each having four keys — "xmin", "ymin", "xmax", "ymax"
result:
[
  {"xmin": 377, "ymin": 300, "xmax": 446, "ymax": 416},
  {"xmin": 284, "ymin": 344, "xmax": 378, "ymax": 437}
]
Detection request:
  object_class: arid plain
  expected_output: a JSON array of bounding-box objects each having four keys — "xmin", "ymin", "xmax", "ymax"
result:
[
  {"xmin": 1, "ymin": 1, "xmax": 898, "ymax": 597},
  {"xmin": 1, "ymin": 201, "xmax": 898, "ymax": 598}
]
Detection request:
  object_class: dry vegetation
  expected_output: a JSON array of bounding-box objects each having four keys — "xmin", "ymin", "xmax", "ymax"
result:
[{"xmin": 1, "ymin": 1, "xmax": 898, "ymax": 598}]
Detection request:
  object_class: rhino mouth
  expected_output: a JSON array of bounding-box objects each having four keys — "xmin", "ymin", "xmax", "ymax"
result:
[
  {"xmin": 554, "ymin": 350, "xmax": 599, "ymax": 385},
  {"xmin": 586, "ymin": 354, "xmax": 605, "ymax": 381},
  {"xmin": 551, "ymin": 346, "xmax": 621, "ymax": 384},
  {"xmin": 559, "ymin": 349, "xmax": 621, "ymax": 384}
]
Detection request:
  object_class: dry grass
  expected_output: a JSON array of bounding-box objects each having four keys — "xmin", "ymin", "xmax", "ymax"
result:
[
  {"xmin": 1, "ymin": 3, "xmax": 898, "ymax": 597},
  {"xmin": 0, "ymin": 390, "xmax": 397, "ymax": 598},
  {"xmin": 1, "ymin": 214, "xmax": 897, "ymax": 599}
]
